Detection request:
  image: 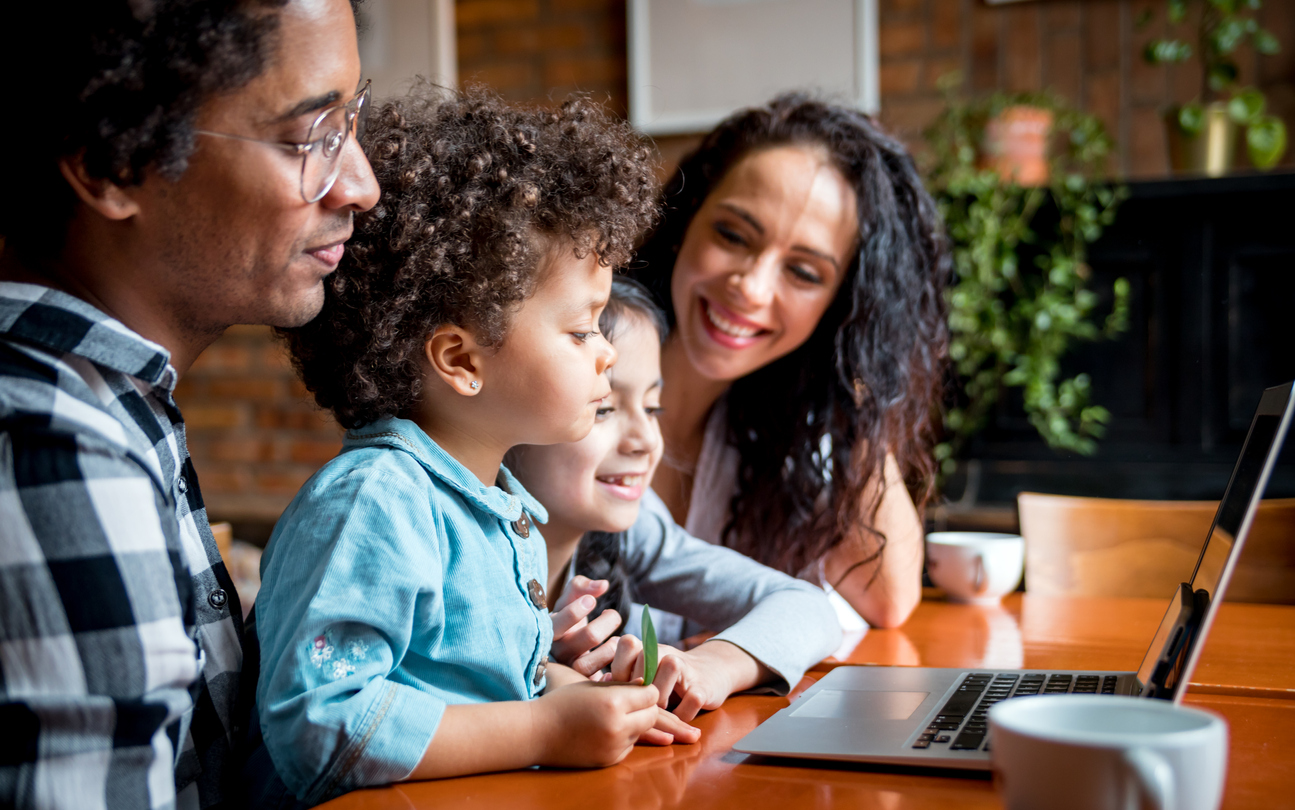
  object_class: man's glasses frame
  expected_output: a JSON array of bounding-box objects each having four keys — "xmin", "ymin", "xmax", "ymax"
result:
[{"xmin": 194, "ymin": 80, "xmax": 371, "ymax": 204}]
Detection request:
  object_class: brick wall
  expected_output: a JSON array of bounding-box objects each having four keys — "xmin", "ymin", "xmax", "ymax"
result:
[
  {"xmin": 876, "ymin": 0, "xmax": 1294, "ymax": 177},
  {"xmin": 179, "ymin": 0, "xmax": 1294, "ymax": 538},
  {"xmin": 175, "ymin": 326, "xmax": 342, "ymax": 542}
]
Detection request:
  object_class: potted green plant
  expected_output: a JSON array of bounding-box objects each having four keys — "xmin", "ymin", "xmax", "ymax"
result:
[
  {"xmin": 924, "ymin": 79, "xmax": 1131, "ymax": 482},
  {"xmin": 1141, "ymin": 0, "xmax": 1287, "ymax": 173}
]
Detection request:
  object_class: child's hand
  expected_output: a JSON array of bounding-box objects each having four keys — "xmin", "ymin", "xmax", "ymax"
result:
[
  {"xmin": 531, "ymin": 680, "xmax": 660, "ymax": 768},
  {"xmin": 550, "ymin": 576, "xmax": 622, "ymax": 677},
  {"xmin": 599, "ymin": 635, "xmax": 701, "ymax": 746},
  {"xmin": 618, "ymin": 638, "xmax": 772, "ymax": 723}
]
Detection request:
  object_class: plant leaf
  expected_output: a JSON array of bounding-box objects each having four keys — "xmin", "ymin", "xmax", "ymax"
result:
[
  {"xmin": 1247, "ymin": 115, "xmax": 1288, "ymax": 169},
  {"xmin": 1228, "ymin": 88, "xmax": 1265, "ymax": 124},
  {"xmin": 641, "ymin": 604, "xmax": 659, "ymax": 685}
]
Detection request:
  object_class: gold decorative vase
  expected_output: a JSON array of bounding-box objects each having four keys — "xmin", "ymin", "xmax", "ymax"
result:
[{"xmin": 1165, "ymin": 102, "xmax": 1238, "ymax": 177}]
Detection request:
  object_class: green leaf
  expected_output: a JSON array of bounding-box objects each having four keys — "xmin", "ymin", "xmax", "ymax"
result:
[
  {"xmin": 1213, "ymin": 18, "xmax": 1247, "ymax": 54},
  {"xmin": 641, "ymin": 604, "xmax": 659, "ymax": 685},
  {"xmin": 1253, "ymin": 29, "xmax": 1280, "ymax": 56},
  {"xmin": 1144, "ymin": 39, "xmax": 1192, "ymax": 63},
  {"xmin": 1228, "ymin": 88, "xmax": 1265, "ymax": 124},
  {"xmin": 1168, "ymin": 0, "xmax": 1187, "ymax": 23},
  {"xmin": 1247, "ymin": 115, "xmax": 1288, "ymax": 169},
  {"xmin": 1178, "ymin": 102, "xmax": 1206, "ymax": 134}
]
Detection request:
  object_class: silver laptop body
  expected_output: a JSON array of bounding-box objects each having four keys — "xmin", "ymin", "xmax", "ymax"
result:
[{"xmin": 734, "ymin": 382, "xmax": 1295, "ymax": 771}]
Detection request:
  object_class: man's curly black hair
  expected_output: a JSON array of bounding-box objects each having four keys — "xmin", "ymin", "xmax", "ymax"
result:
[
  {"xmin": 1, "ymin": 0, "xmax": 360, "ymax": 253},
  {"xmin": 280, "ymin": 87, "xmax": 660, "ymax": 430}
]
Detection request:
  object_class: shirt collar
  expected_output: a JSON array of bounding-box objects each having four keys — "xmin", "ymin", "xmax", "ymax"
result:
[
  {"xmin": 0, "ymin": 282, "xmax": 176, "ymax": 391},
  {"xmin": 343, "ymin": 416, "xmax": 548, "ymax": 524}
]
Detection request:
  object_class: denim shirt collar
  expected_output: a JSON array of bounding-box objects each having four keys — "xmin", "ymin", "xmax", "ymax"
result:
[{"xmin": 343, "ymin": 416, "xmax": 548, "ymax": 524}]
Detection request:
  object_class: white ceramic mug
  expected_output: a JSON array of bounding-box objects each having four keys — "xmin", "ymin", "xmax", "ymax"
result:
[
  {"xmin": 990, "ymin": 695, "xmax": 1228, "ymax": 810},
  {"xmin": 925, "ymin": 532, "xmax": 1024, "ymax": 604}
]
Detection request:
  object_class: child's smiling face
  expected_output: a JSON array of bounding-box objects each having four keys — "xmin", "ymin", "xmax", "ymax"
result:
[
  {"xmin": 512, "ymin": 310, "xmax": 664, "ymax": 534},
  {"xmin": 484, "ymin": 247, "xmax": 618, "ymax": 447}
]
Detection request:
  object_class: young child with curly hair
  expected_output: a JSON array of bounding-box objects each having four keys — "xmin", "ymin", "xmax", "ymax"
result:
[
  {"xmin": 509, "ymin": 277, "xmax": 841, "ymax": 721},
  {"xmin": 241, "ymin": 88, "xmax": 694, "ymax": 808}
]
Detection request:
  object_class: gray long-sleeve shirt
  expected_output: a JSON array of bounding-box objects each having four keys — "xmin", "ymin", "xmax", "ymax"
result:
[{"xmin": 613, "ymin": 489, "xmax": 842, "ymax": 694}]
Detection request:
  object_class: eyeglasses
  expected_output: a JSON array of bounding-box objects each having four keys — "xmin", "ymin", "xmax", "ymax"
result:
[{"xmin": 195, "ymin": 80, "xmax": 371, "ymax": 204}]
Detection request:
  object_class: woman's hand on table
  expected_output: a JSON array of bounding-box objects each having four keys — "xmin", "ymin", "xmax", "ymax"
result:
[{"xmin": 550, "ymin": 575, "xmax": 622, "ymax": 676}]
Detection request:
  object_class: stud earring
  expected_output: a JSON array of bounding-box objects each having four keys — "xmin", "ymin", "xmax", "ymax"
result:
[{"xmin": 469, "ymin": 380, "xmax": 480, "ymax": 391}]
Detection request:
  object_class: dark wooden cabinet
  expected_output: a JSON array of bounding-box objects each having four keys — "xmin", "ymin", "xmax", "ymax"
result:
[{"xmin": 961, "ymin": 171, "xmax": 1295, "ymax": 506}]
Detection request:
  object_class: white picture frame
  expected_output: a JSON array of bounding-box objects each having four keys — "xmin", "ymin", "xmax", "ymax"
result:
[{"xmin": 628, "ymin": 0, "xmax": 879, "ymax": 136}]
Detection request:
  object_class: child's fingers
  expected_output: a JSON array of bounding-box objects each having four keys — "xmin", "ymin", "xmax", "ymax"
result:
[
  {"xmin": 637, "ymin": 727, "xmax": 675, "ymax": 746},
  {"xmin": 609, "ymin": 633, "xmax": 643, "ymax": 683},
  {"xmin": 553, "ymin": 576, "xmax": 609, "ymax": 613},
  {"xmin": 653, "ymin": 707, "xmax": 701, "ymax": 744},
  {"xmin": 570, "ymin": 635, "xmax": 619, "ymax": 678},
  {"xmin": 551, "ymin": 594, "xmax": 597, "ymax": 638},
  {"xmin": 671, "ymin": 686, "xmax": 708, "ymax": 723},
  {"xmin": 651, "ymin": 655, "xmax": 685, "ymax": 709},
  {"xmin": 563, "ymin": 608, "xmax": 622, "ymax": 655}
]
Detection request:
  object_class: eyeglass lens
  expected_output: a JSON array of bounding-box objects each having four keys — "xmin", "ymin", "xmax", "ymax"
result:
[{"xmin": 301, "ymin": 86, "xmax": 370, "ymax": 203}]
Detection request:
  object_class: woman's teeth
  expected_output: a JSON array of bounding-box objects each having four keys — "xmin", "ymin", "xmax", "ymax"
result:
[{"xmin": 705, "ymin": 303, "xmax": 761, "ymax": 338}]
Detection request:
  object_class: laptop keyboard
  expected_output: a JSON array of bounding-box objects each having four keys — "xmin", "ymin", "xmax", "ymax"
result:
[{"xmin": 911, "ymin": 672, "xmax": 1119, "ymax": 752}]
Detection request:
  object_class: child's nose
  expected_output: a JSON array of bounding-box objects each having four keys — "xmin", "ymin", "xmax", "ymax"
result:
[{"xmin": 596, "ymin": 334, "xmax": 617, "ymax": 374}]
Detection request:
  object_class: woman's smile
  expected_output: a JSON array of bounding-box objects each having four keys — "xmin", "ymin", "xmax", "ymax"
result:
[{"xmin": 699, "ymin": 298, "xmax": 772, "ymax": 348}]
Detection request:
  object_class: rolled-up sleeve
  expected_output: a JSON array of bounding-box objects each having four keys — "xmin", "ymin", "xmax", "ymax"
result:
[
  {"xmin": 623, "ymin": 491, "xmax": 842, "ymax": 694},
  {"xmin": 256, "ymin": 467, "xmax": 445, "ymax": 805}
]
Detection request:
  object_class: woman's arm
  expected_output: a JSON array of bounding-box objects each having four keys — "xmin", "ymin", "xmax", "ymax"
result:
[
  {"xmin": 625, "ymin": 491, "xmax": 842, "ymax": 695},
  {"xmin": 822, "ymin": 453, "xmax": 924, "ymax": 628}
]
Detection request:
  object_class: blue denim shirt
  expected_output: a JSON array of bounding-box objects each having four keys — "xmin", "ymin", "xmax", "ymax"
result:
[{"xmin": 254, "ymin": 417, "xmax": 552, "ymax": 804}]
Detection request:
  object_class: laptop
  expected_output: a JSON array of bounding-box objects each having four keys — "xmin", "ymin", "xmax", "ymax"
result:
[{"xmin": 734, "ymin": 381, "xmax": 1295, "ymax": 771}]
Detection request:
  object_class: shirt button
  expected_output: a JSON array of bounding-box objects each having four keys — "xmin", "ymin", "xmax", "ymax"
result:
[
  {"xmin": 533, "ymin": 655, "xmax": 548, "ymax": 687},
  {"xmin": 512, "ymin": 513, "xmax": 530, "ymax": 538},
  {"xmin": 208, "ymin": 589, "xmax": 227, "ymax": 610},
  {"xmin": 177, "ymin": 476, "xmax": 188, "ymax": 493},
  {"xmin": 527, "ymin": 579, "xmax": 546, "ymax": 610}
]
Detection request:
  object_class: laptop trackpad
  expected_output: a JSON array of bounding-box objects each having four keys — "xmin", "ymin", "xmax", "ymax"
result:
[{"xmin": 790, "ymin": 689, "xmax": 929, "ymax": 720}]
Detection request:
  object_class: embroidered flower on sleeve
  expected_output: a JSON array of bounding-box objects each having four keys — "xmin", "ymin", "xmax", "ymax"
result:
[{"xmin": 309, "ymin": 631, "xmax": 371, "ymax": 680}]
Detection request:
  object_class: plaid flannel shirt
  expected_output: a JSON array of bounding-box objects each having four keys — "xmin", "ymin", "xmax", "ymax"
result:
[{"xmin": 0, "ymin": 282, "xmax": 244, "ymax": 810}]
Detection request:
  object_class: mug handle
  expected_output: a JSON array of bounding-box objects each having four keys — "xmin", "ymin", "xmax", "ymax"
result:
[
  {"xmin": 973, "ymin": 555, "xmax": 987, "ymax": 594},
  {"xmin": 1123, "ymin": 748, "xmax": 1174, "ymax": 810}
]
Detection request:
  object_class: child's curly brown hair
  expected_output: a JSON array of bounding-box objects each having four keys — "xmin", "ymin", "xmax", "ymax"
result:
[{"xmin": 281, "ymin": 86, "xmax": 660, "ymax": 430}]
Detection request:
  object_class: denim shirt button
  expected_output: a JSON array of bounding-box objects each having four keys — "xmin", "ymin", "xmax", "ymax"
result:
[
  {"xmin": 527, "ymin": 579, "xmax": 546, "ymax": 610},
  {"xmin": 512, "ymin": 513, "xmax": 530, "ymax": 538},
  {"xmin": 532, "ymin": 655, "xmax": 548, "ymax": 687}
]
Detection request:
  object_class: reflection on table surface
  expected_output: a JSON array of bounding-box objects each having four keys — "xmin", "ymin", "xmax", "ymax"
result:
[
  {"xmin": 831, "ymin": 591, "xmax": 1295, "ymax": 698},
  {"xmin": 319, "ymin": 592, "xmax": 1295, "ymax": 810}
]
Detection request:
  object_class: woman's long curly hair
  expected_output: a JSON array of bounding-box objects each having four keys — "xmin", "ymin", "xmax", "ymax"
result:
[
  {"xmin": 282, "ymin": 87, "xmax": 660, "ymax": 429},
  {"xmin": 632, "ymin": 93, "xmax": 950, "ymax": 580}
]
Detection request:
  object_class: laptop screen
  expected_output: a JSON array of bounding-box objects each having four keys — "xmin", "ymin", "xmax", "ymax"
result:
[{"xmin": 1132, "ymin": 383, "xmax": 1294, "ymax": 699}]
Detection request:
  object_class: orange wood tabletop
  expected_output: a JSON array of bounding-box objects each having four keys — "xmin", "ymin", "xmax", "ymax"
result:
[{"xmin": 317, "ymin": 593, "xmax": 1295, "ymax": 810}]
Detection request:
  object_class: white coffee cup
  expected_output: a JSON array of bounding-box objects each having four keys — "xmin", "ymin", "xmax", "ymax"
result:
[
  {"xmin": 990, "ymin": 695, "xmax": 1228, "ymax": 810},
  {"xmin": 925, "ymin": 532, "xmax": 1024, "ymax": 604}
]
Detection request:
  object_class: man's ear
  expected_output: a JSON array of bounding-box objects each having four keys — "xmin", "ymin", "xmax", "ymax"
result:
[
  {"xmin": 58, "ymin": 155, "xmax": 141, "ymax": 221},
  {"xmin": 424, "ymin": 325, "xmax": 487, "ymax": 396}
]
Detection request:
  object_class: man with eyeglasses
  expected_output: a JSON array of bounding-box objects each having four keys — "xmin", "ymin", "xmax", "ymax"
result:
[{"xmin": 0, "ymin": 1, "xmax": 379, "ymax": 808}]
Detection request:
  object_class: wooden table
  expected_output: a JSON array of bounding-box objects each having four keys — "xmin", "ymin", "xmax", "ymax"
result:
[{"xmin": 321, "ymin": 594, "xmax": 1295, "ymax": 810}]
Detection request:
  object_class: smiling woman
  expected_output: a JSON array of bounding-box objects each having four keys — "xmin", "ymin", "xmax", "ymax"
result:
[{"xmin": 633, "ymin": 93, "xmax": 951, "ymax": 631}]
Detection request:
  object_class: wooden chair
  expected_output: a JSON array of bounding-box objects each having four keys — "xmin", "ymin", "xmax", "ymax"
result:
[{"xmin": 1017, "ymin": 493, "xmax": 1295, "ymax": 604}]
